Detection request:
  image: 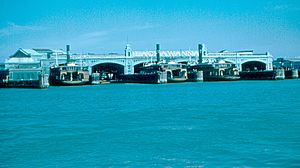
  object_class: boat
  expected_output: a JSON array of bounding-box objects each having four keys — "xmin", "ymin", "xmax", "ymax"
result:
[
  {"xmin": 189, "ymin": 60, "xmax": 240, "ymax": 81},
  {"xmin": 49, "ymin": 62, "xmax": 90, "ymax": 86},
  {"xmin": 163, "ymin": 61, "xmax": 188, "ymax": 83},
  {"xmin": 140, "ymin": 61, "xmax": 188, "ymax": 83},
  {"xmin": 119, "ymin": 63, "xmax": 167, "ymax": 84},
  {"xmin": 49, "ymin": 45, "xmax": 90, "ymax": 86}
]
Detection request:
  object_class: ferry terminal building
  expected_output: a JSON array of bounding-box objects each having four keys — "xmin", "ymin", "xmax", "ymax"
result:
[{"xmin": 0, "ymin": 44, "xmax": 275, "ymax": 80}]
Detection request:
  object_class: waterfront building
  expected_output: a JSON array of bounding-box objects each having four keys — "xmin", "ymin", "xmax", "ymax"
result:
[
  {"xmin": 4, "ymin": 48, "xmax": 67, "ymax": 72},
  {"xmin": 273, "ymin": 58, "xmax": 300, "ymax": 70},
  {"xmin": 132, "ymin": 49, "xmax": 273, "ymax": 71},
  {"xmin": 272, "ymin": 58, "xmax": 300, "ymax": 79},
  {"xmin": 5, "ymin": 49, "xmax": 43, "ymax": 80},
  {"xmin": 1, "ymin": 44, "xmax": 274, "ymax": 79},
  {"xmin": 1, "ymin": 49, "xmax": 50, "ymax": 88},
  {"xmin": 49, "ymin": 45, "xmax": 90, "ymax": 86}
]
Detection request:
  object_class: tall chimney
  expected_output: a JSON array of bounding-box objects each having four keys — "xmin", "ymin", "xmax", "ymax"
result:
[
  {"xmin": 198, "ymin": 44, "xmax": 203, "ymax": 64},
  {"xmin": 66, "ymin": 45, "xmax": 70, "ymax": 63},
  {"xmin": 156, "ymin": 44, "xmax": 160, "ymax": 63}
]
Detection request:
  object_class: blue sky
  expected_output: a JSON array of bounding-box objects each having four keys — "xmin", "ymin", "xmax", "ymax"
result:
[{"xmin": 0, "ymin": 0, "xmax": 300, "ymax": 61}]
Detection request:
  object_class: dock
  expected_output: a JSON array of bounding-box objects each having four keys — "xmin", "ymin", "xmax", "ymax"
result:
[{"xmin": 0, "ymin": 43, "xmax": 299, "ymax": 88}]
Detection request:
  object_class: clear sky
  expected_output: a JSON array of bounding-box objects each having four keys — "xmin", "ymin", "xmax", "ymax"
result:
[{"xmin": 0, "ymin": 0, "xmax": 300, "ymax": 61}]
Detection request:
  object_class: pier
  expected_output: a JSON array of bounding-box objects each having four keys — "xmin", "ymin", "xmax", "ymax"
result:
[
  {"xmin": 2, "ymin": 44, "xmax": 273, "ymax": 76},
  {"xmin": 0, "ymin": 43, "xmax": 299, "ymax": 88},
  {"xmin": 71, "ymin": 44, "xmax": 274, "ymax": 76}
]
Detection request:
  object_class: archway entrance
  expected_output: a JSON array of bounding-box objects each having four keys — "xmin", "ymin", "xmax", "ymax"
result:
[
  {"xmin": 242, "ymin": 61, "xmax": 266, "ymax": 71},
  {"xmin": 134, "ymin": 63, "xmax": 146, "ymax": 73},
  {"xmin": 92, "ymin": 63, "xmax": 124, "ymax": 81}
]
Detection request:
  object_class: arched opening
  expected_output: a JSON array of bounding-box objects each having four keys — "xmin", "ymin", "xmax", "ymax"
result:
[
  {"xmin": 242, "ymin": 61, "xmax": 266, "ymax": 71},
  {"xmin": 220, "ymin": 70, "xmax": 224, "ymax": 76},
  {"xmin": 134, "ymin": 63, "xmax": 146, "ymax": 73},
  {"xmin": 167, "ymin": 71, "xmax": 172, "ymax": 79},
  {"xmin": 92, "ymin": 63, "xmax": 124, "ymax": 81},
  {"xmin": 233, "ymin": 70, "xmax": 239, "ymax": 76}
]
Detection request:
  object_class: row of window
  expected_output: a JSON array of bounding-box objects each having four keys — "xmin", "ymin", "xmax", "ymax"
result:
[
  {"xmin": 10, "ymin": 72, "xmax": 39, "ymax": 80},
  {"xmin": 7, "ymin": 64, "xmax": 40, "ymax": 69}
]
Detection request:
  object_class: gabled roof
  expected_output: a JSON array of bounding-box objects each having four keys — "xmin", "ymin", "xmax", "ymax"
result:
[
  {"xmin": 10, "ymin": 48, "xmax": 43, "ymax": 58},
  {"xmin": 20, "ymin": 49, "xmax": 43, "ymax": 56}
]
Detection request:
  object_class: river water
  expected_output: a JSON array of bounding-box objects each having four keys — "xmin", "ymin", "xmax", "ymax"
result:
[{"xmin": 1, "ymin": 80, "xmax": 300, "ymax": 167}]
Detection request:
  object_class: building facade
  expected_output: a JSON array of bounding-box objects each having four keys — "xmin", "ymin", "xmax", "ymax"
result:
[
  {"xmin": 273, "ymin": 58, "xmax": 300, "ymax": 70},
  {"xmin": 2, "ymin": 44, "xmax": 274, "ymax": 77}
]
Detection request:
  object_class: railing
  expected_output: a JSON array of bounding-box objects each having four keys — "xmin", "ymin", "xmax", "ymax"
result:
[{"xmin": 49, "ymin": 51, "xmax": 272, "ymax": 60}]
